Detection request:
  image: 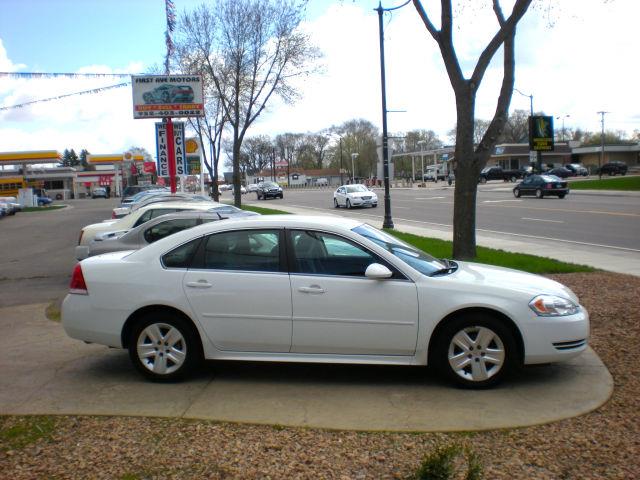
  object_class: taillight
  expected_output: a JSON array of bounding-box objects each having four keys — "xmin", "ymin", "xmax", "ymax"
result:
[
  {"xmin": 69, "ymin": 263, "xmax": 88, "ymax": 295},
  {"xmin": 78, "ymin": 229, "xmax": 84, "ymax": 245}
]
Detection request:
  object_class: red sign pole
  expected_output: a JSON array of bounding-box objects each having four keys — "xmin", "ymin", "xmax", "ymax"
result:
[{"xmin": 166, "ymin": 118, "xmax": 177, "ymax": 193}]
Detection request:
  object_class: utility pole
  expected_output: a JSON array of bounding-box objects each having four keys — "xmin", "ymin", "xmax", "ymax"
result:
[{"xmin": 598, "ymin": 111, "xmax": 608, "ymax": 180}]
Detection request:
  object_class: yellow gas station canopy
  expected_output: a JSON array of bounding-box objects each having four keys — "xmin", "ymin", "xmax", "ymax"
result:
[
  {"xmin": 88, "ymin": 153, "xmax": 145, "ymax": 164},
  {"xmin": 0, "ymin": 150, "xmax": 61, "ymax": 165}
]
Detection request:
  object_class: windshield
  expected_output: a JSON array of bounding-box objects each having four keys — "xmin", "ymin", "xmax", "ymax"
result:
[
  {"xmin": 540, "ymin": 175, "xmax": 562, "ymax": 182},
  {"xmin": 345, "ymin": 185, "xmax": 368, "ymax": 193},
  {"xmin": 353, "ymin": 224, "xmax": 446, "ymax": 276},
  {"xmin": 262, "ymin": 182, "xmax": 279, "ymax": 188}
]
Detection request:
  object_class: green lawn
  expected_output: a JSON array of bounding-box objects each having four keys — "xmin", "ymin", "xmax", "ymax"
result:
[
  {"xmin": 240, "ymin": 204, "xmax": 594, "ymax": 274},
  {"xmin": 569, "ymin": 175, "xmax": 640, "ymax": 191}
]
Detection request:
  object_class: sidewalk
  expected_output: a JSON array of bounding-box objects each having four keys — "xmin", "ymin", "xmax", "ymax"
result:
[{"xmin": 0, "ymin": 304, "xmax": 613, "ymax": 432}]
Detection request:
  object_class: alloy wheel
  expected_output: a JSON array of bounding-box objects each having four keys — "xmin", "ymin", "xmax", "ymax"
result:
[{"xmin": 447, "ymin": 326, "xmax": 506, "ymax": 383}]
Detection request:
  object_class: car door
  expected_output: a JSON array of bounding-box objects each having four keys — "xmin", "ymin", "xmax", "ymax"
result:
[
  {"xmin": 182, "ymin": 228, "xmax": 292, "ymax": 352},
  {"xmin": 335, "ymin": 187, "xmax": 345, "ymax": 205},
  {"xmin": 520, "ymin": 175, "xmax": 535, "ymax": 195},
  {"xmin": 288, "ymin": 229, "xmax": 419, "ymax": 356}
]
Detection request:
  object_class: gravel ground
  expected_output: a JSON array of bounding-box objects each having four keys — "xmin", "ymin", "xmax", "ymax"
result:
[{"xmin": 1, "ymin": 272, "xmax": 639, "ymax": 480}]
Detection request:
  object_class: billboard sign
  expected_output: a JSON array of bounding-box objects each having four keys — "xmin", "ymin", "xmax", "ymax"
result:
[
  {"xmin": 155, "ymin": 122, "xmax": 187, "ymax": 177},
  {"xmin": 132, "ymin": 75, "xmax": 204, "ymax": 119},
  {"xmin": 529, "ymin": 116, "xmax": 554, "ymax": 151},
  {"xmin": 185, "ymin": 137, "xmax": 202, "ymax": 175}
]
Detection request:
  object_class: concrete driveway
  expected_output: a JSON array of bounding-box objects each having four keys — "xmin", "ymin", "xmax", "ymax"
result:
[{"xmin": 0, "ymin": 303, "xmax": 613, "ymax": 432}]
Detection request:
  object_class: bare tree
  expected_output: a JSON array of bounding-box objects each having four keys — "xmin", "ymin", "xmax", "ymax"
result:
[
  {"xmin": 413, "ymin": 0, "xmax": 533, "ymax": 259},
  {"xmin": 178, "ymin": 0, "xmax": 320, "ymax": 206}
]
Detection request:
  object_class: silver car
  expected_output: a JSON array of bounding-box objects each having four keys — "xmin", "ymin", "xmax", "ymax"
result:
[{"xmin": 76, "ymin": 207, "xmax": 259, "ymax": 259}]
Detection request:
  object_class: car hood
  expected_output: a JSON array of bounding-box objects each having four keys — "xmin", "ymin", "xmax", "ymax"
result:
[
  {"xmin": 347, "ymin": 191, "xmax": 376, "ymax": 198},
  {"xmin": 450, "ymin": 261, "xmax": 579, "ymax": 303}
]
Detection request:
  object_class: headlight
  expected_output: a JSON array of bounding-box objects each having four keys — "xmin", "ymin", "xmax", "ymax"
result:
[{"xmin": 529, "ymin": 295, "xmax": 579, "ymax": 317}]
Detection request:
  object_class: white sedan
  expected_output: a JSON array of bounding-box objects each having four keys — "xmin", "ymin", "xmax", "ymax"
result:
[
  {"xmin": 62, "ymin": 215, "xmax": 589, "ymax": 388},
  {"xmin": 334, "ymin": 184, "xmax": 378, "ymax": 209}
]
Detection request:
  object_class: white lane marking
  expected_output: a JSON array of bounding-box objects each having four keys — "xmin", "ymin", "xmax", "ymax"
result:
[
  {"xmin": 415, "ymin": 197, "xmax": 445, "ymax": 200},
  {"xmin": 288, "ymin": 205, "xmax": 640, "ymax": 253},
  {"xmin": 483, "ymin": 200, "xmax": 522, "ymax": 203},
  {"xmin": 521, "ymin": 218, "xmax": 565, "ymax": 224}
]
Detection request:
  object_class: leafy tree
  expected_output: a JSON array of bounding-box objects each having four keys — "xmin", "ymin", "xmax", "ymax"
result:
[
  {"xmin": 413, "ymin": 0, "xmax": 534, "ymax": 259},
  {"xmin": 581, "ymin": 130, "xmax": 632, "ymax": 146},
  {"xmin": 240, "ymin": 135, "xmax": 275, "ymax": 175},
  {"xmin": 327, "ymin": 119, "xmax": 379, "ymax": 180},
  {"xmin": 177, "ymin": 0, "xmax": 320, "ymax": 207}
]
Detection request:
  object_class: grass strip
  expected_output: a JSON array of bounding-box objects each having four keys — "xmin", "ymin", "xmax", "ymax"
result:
[
  {"xmin": 241, "ymin": 205, "xmax": 291, "ymax": 215},
  {"xmin": 386, "ymin": 230, "xmax": 595, "ymax": 274},
  {"xmin": 569, "ymin": 176, "xmax": 640, "ymax": 191},
  {"xmin": 0, "ymin": 416, "xmax": 57, "ymax": 451},
  {"xmin": 21, "ymin": 205, "xmax": 66, "ymax": 212}
]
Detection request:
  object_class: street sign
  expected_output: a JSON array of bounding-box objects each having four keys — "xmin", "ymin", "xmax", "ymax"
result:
[
  {"xmin": 529, "ymin": 116, "xmax": 554, "ymax": 151},
  {"xmin": 155, "ymin": 122, "xmax": 186, "ymax": 177},
  {"xmin": 132, "ymin": 75, "xmax": 204, "ymax": 119}
]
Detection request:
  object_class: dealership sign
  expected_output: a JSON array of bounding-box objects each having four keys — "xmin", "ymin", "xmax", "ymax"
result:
[
  {"xmin": 155, "ymin": 122, "xmax": 186, "ymax": 177},
  {"xmin": 529, "ymin": 116, "xmax": 555, "ymax": 151},
  {"xmin": 132, "ymin": 75, "xmax": 204, "ymax": 119}
]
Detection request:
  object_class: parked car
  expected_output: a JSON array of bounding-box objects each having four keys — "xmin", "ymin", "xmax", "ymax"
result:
[
  {"xmin": 545, "ymin": 167, "xmax": 572, "ymax": 179},
  {"xmin": 479, "ymin": 166, "xmax": 522, "ymax": 183},
  {"xmin": 256, "ymin": 181, "xmax": 283, "ymax": 200},
  {"xmin": 334, "ymin": 184, "xmax": 378, "ymax": 209},
  {"xmin": 92, "ymin": 187, "xmax": 109, "ymax": 199},
  {"xmin": 0, "ymin": 197, "xmax": 21, "ymax": 214},
  {"xmin": 316, "ymin": 177, "xmax": 329, "ymax": 186},
  {"xmin": 218, "ymin": 184, "xmax": 232, "ymax": 192},
  {"xmin": 62, "ymin": 215, "xmax": 589, "ymax": 388},
  {"xmin": 112, "ymin": 193, "xmax": 212, "ymax": 219},
  {"xmin": 77, "ymin": 200, "xmax": 225, "ymax": 250},
  {"xmin": 0, "ymin": 202, "xmax": 9, "ymax": 217},
  {"xmin": 142, "ymin": 84, "xmax": 194, "ymax": 104},
  {"xmin": 121, "ymin": 185, "xmax": 165, "ymax": 204},
  {"xmin": 246, "ymin": 183, "xmax": 259, "ymax": 193},
  {"xmin": 76, "ymin": 209, "xmax": 259, "ymax": 260},
  {"xmin": 564, "ymin": 163, "xmax": 588, "ymax": 177},
  {"xmin": 232, "ymin": 185, "xmax": 247, "ymax": 195},
  {"xmin": 597, "ymin": 161, "xmax": 628, "ymax": 176},
  {"xmin": 513, "ymin": 174, "xmax": 569, "ymax": 199}
]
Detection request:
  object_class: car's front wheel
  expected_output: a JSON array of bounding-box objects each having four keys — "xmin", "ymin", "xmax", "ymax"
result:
[
  {"xmin": 558, "ymin": 194, "xmax": 566, "ymax": 199},
  {"xmin": 346, "ymin": 199, "xmax": 352, "ymax": 209},
  {"xmin": 432, "ymin": 313, "xmax": 517, "ymax": 389},
  {"xmin": 535, "ymin": 188, "xmax": 544, "ymax": 199},
  {"xmin": 334, "ymin": 198, "xmax": 339, "ymax": 208},
  {"xmin": 129, "ymin": 312, "xmax": 201, "ymax": 382},
  {"xmin": 513, "ymin": 188, "xmax": 521, "ymax": 198}
]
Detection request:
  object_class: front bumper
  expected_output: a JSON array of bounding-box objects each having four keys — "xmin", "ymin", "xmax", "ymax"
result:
[{"xmin": 522, "ymin": 308, "xmax": 589, "ymax": 364}]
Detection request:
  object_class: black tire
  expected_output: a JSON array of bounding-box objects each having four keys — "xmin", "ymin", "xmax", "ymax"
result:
[
  {"xmin": 513, "ymin": 188, "xmax": 521, "ymax": 198},
  {"xmin": 371, "ymin": 203, "xmax": 377, "ymax": 208},
  {"xmin": 334, "ymin": 198, "xmax": 339, "ymax": 208},
  {"xmin": 431, "ymin": 313, "xmax": 518, "ymax": 389},
  {"xmin": 55, "ymin": 193, "xmax": 63, "ymax": 200},
  {"xmin": 128, "ymin": 311, "xmax": 201, "ymax": 382},
  {"xmin": 558, "ymin": 194, "xmax": 566, "ymax": 199},
  {"xmin": 279, "ymin": 193, "xmax": 283, "ymax": 199},
  {"xmin": 346, "ymin": 199, "xmax": 352, "ymax": 209},
  {"xmin": 256, "ymin": 192, "xmax": 261, "ymax": 200},
  {"xmin": 510, "ymin": 175, "xmax": 517, "ymax": 182},
  {"xmin": 480, "ymin": 177, "xmax": 487, "ymax": 184},
  {"xmin": 535, "ymin": 188, "xmax": 544, "ymax": 199}
]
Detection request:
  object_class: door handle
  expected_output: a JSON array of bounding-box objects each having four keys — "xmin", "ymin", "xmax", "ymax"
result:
[
  {"xmin": 298, "ymin": 285, "xmax": 325, "ymax": 294},
  {"xmin": 186, "ymin": 280, "xmax": 213, "ymax": 289}
]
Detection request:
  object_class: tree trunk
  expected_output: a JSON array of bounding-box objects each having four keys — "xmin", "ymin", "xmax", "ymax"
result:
[
  {"xmin": 232, "ymin": 126, "xmax": 242, "ymax": 208},
  {"xmin": 452, "ymin": 87, "xmax": 480, "ymax": 260}
]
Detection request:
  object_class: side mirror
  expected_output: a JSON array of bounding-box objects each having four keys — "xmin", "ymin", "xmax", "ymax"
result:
[{"xmin": 365, "ymin": 263, "xmax": 393, "ymax": 279}]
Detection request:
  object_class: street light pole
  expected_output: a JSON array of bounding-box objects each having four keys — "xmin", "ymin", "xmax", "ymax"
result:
[
  {"xmin": 514, "ymin": 87, "xmax": 540, "ymax": 172},
  {"xmin": 375, "ymin": 0, "xmax": 409, "ymax": 229},
  {"xmin": 598, "ymin": 111, "xmax": 608, "ymax": 180},
  {"xmin": 556, "ymin": 114, "xmax": 570, "ymax": 142},
  {"xmin": 417, "ymin": 140, "xmax": 426, "ymax": 185},
  {"xmin": 351, "ymin": 153, "xmax": 359, "ymax": 184}
]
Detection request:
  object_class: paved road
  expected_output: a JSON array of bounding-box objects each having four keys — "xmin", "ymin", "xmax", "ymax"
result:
[
  {"xmin": 247, "ymin": 184, "xmax": 640, "ymax": 252},
  {"xmin": 0, "ymin": 199, "xmax": 118, "ymax": 307}
]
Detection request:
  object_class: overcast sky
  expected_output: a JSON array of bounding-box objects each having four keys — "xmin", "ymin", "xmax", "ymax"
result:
[{"xmin": 0, "ymin": 0, "xmax": 638, "ymax": 163}]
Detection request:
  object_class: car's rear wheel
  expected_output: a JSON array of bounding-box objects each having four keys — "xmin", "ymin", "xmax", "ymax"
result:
[
  {"xmin": 432, "ymin": 313, "xmax": 517, "ymax": 389},
  {"xmin": 334, "ymin": 198, "xmax": 339, "ymax": 208},
  {"xmin": 480, "ymin": 177, "xmax": 487, "ymax": 184},
  {"xmin": 129, "ymin": 312, "xmax": 201, "ymax": 382},
  {"xmin": 558, "ymin": 194, "xmax": 566, "ymax": 199},
  {"xmin": 513, "ymin": 188, "xmax": 521, "ymax": 198},
  {"xmin": 535, "ymin": 188, "xmax": 544, "ymax": 199}
]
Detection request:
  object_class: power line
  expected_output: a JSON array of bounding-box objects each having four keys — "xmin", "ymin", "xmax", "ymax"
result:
[
  {"xmin": 0, "ymin": 72, "xmax": 134, "ymax": 79},
  {"xmin": 0, "ymin": 82, "xmax": 131, "ymax": 111}
]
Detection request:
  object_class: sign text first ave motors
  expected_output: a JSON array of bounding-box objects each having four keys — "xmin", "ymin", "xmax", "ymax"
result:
[{"xmin": 131, "ymin": 75, "xmax": 204, "ymax": 119}]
